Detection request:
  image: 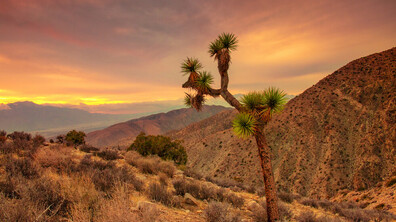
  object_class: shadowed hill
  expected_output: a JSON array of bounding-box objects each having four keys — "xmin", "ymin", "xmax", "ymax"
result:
[
  {"xmin": 169, "ymin": 47, "xmax": 396, "ymax": 199},
  {"xmin": 86, "ymin": 105, "xmax": 230, "ymax": 148}
]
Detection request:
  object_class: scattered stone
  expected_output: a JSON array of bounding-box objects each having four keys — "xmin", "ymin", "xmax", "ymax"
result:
[
  {"xmin": 247, "ymin": 200, "xmax": 260, "ymax": 211},
  {"xmin": 137, "ymin": 201, "xmax": 156, "ymax": 211},
  {"xmin": 184, "ymin": 193, "xmax": 199, "ymax": 206}
]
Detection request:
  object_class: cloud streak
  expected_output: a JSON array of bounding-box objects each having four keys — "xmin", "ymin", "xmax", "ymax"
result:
[{"xmin": 0, "ymin": 0, "xmax": 395, "ymax": 113}]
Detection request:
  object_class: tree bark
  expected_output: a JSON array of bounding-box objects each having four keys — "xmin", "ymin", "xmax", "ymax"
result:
[{"xmin": 254, "ymin": 130, "xmax": 280, "ymax": 221}]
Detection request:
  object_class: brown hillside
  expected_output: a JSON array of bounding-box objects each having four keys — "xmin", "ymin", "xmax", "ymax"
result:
[
  {"xmin": 86, "ymin": 105, "xmax": 229, "ymax": 148},
  {"xmin": 169, "ymin": 47, "xmax": 396, "ymax": 199}
]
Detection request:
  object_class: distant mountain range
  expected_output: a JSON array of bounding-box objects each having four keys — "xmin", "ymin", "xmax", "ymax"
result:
[
  {"xmin": 86, "ymin": 105, "xmax": 230, "ymax": 148},
  {"xmin": 0, "ymin": 101, "xmax": 140, "ymax": 137},
  {"xmin": 169, "ymin": 47, "xmax": 396, "ymax": 198}
]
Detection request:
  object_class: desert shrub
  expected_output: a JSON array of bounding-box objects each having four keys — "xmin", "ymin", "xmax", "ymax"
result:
[
  {"xmin": 26, "ymin": 176, "xmax": 71, "ymax": 217},
  {"xmin": 245, "ymin": 184, "xmax": 256, "ymax": 194},
  {"xmin": 256, "ymin": 187, "xmax": 266, "ymax": 197},
  {"xmin": 78, "ymin": 155, "xmax": 115, "ymax": 171},
  {"xmin": 215, "ymin": 187, "xmax": 227, "ymax": 202},
  {"xmin": 7, "ymin": 131, "xmax": 31, "ymax": 141},
  {"xmin": 158, "ymin": 161, "xmax": 176, "ymax": 178},
  {"xmin": 299, "ymin": 197, "xmax": 319, "ymax": 208},
  {"xmin": 4, "ymin": 156, "xmax": 41, "ymax": 179},
  {"xmin": 0, "ymin": 130, "xmax": 6, "ymax": 143},
  {"xmin": 128, "ymin": 133, "xmax": 187, "ymax": 165},
  {"xmin": 226, "ymin": 192, "xmax": 245, "ymax": 208},
  {"xmin": 95, "ymin": 186, "xmax": 140, "ymax": 222},
  {"xmin": 138, "ymin": 158, "xmax": 158, "ymax": 174},
  {"xmin": 147, "ymin": 182, "xmax": 174, "ymax": 206},
  {"xmin": 296, "ymin": 210, "xmax": 317, "ymax": 222},
  {"xmin": 65, "ymin": 130, "xmax": 86, "ymax": 147},
  {"xmin": 97, "ymin": 149, "xmax": 120, "ymax": 160},
  {"xmin": 0, "ymin": 142, "xmax": 13, "ymax": 154},
  {"xmin": 80, "ymin": 144, "xmax": 100, "ymax": 153},
  {"xmin": 206, "ymin": 177, "xmax": 240, "ymax": 189},
  {"xmin": 204, "ymin": 201, "xmax": 242, "ymax": 222},
  {"xmin": 363, "ymin": 209, "xmax": 396, "ymax": 221},
  {"xmin": 278, "ymin": 192, "xmax": 301, "ymax": 203},
  {"xmin": 158, "ymin": 173, "xmax": 168, "ymax": 186},
  {"xmin": 56, "ymin": 135, "xmax": 65, "ymax": 144},
  {"xmin": 124, "ymin": 151, "xmax": 141, "ymax": 167},
  {"xmin": 32, "ymin": 134, "xmax": 45, "ymax": 147},
  {"xmin": 184, "ymin": 167, "xmax": 203, "ymax": 180},
  {"xmin": 251, "ymin": 201, "xmax": 267, "ymax": 222},
  {"xmin": 278, "ymin": 201, "xmax": 293, "ymax": 220},
  {"xmin": 317, "ymin": 199, "xmax": 334, "ymax": 211},
  {"xmin": 173, "ymin": 178, "xmax": 187, "ymax": 196},
  {"xmin": 200, "ymin": 183, "xmax": 216, "ymax": 200},
  {"xmin": 91, "ymin": 166, "xmax": 137, "ymax": 193},
  {"xmin": 0, "ymin": 198, "xmax": 38, "ymax": 222},
  {"xmin": 185, "ymin": 181, "xmax": 201, "ymax": 197},
  {"xmin": 252, "ymin": 200, "xmax": 292, "ymax": 221},
  {"xmin": 0, "ymin": 177, "xmax": 22, "ymax": 199},
  {"xmin": 35, "ymin": 146, "xmax": 77, "ymax": 173},
  {"xmin": 138, "ymin": 201, "xmax": 160, "ymax": 222},
  {"xmin": 339, "ymin": 208, "xmax": 370, "ymax": 222},
  {"xmin": 173, "ymin": 177, "xmax": 219, "ymax": 201}
]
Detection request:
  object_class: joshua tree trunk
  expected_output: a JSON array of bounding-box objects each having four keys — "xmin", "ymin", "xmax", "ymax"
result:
[{"xmin": 254, "ymin": 130, "xmax": 280, "ymax": 221}]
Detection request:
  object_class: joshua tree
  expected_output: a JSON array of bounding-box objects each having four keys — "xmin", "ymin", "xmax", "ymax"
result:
[{"xmin": 181, "ymin": 33, "xmax": 287, "ymax": 221}]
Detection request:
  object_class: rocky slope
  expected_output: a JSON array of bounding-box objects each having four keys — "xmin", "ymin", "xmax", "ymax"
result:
[
  {"xmin": 169, "ymin": 47, "xmax": 396, "ymax": 199},
  {"xmin": 87, "ymin": 105, "xmax": 229, "ymax": 148}
]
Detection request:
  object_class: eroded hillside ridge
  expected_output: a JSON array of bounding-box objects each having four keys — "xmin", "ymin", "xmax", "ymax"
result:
[
  {"xmin": 86, "ymin": 105, "xmax": 230, "ymax": 148},
  {"xmin": 169, "ymin": 47, "xmax": 396, "ymax": 199}
]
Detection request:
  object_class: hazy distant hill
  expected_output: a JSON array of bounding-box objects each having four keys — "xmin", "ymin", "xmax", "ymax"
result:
[
  {"xmin": 0, "ymin": 101, "xmax": 138, "ymax": 137},
  {"xmin": 86, "ymin": 105, "xmax": 230, "ymax": 148},
  {"xmin": 169, "ymin": 47, "xmax": 396, "ymax": 198}
]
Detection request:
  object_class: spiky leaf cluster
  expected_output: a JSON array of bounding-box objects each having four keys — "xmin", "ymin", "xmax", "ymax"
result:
[
  {"xmin": 181, "ymin": 57, "xmax": 203, "ymax": 75},
  {"xmin": 240, "ymin": 91, "xmax": 266, "ymax": 111},
  {"xmin": 208, "ymin": 33, "xmax": 238, "ymax": 58},
  {"xmin": 184, "ymin": 93, "xmax": 193, "ymax": 108},
  {"xmin": 195, "ymin": 71, "xmax": 214, "ymax": 92},
  {"xmin": 262, "ymin": 87, "xmax": 287, "ymax": 114},
  {"xmin": 232, "ymin": 112, "xmax": 257, "ymax": 138}
]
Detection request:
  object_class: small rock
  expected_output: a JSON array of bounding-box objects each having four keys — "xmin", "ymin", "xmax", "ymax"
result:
[
  {"xmin": 137, "ymin": 201, "xmax": 155, "ymax": 211},
  {"xmin": 184, "ymin": 193, "xmax": 199, "ymax": 206},
  {"xmin": 247, "ymin": 200, "xmax": 260, "ymax": 211}
]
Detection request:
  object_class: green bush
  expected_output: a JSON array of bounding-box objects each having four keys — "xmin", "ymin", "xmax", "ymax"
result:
[
  {"xmin": 128, "ymin": 132, "xmax": 187, "ymax": 165},
  {"xmin": 65, "ymin": 130, "xmax": 86, "ymax": 147}
]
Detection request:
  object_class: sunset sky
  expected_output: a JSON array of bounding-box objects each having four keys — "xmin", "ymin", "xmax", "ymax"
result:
[{"xmin": 0, "ymin": 0, "xmax": 395, "ymax": 113}]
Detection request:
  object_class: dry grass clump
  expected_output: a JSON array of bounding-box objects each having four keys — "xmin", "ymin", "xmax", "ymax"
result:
[
  {"xmin": 79, "ymin": 144, "xmax": 100, "ymax": 153},
  {"xmin": 95, "ymin": 186, "xmax": 140, "ymax": 222},
  {"xmin": 251, "ymin": 200, "xmax": 292, "ymax": 222},
  {"xmin": 138, "ymin": 201, "xmax": 160, "ymax": 222},
  {"xmin": 225, "ymin": 192, "xmax": 245, "ymax": 208},
  {"xmin": 278, "ymin": 192, "xmax": 301, "ymax": 203},
  {"xmin": 184, "ymin": 167, "xmax": 204, "ymax": 180},
  {"xmin": 299, "ymin": 197, "xmax": 319, "ymax": 208},
  {"xmin": 295, "ymin": 210, "xmax": 317, "ymax": 222},
  {"xmin": 34, "ymin": 145, "xmax": 76, "ymax": 173},
  {"xmin": 125, "ymin": 151, "xmax": 176, "ymax": 177},
  {"xmin": 4, "ymin": 156, "xmax": 41, "ymax": 179},
  {"xmin": 204, "ymin": 201, "xmax": 242, "ymax": 222},
  {"xmin": 97, "ymin": 149, "xmax": 120, "ymax": 161},
  {"xmin": 26, "ymin": 176, "xmax": 71, "ymax": 218},
  {"xmin": 172, "ymin": 177, "xmax": 244, "ymax": 207},
  {"xmin": 303, "ymin": 198, "xmax": 396, "ymax": 222},
  {"xmin": 147, "ymin": 182, "xmax": 175, "ymax": 207}
]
